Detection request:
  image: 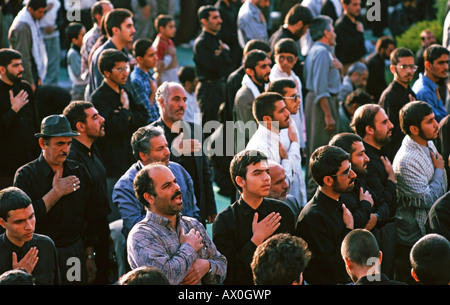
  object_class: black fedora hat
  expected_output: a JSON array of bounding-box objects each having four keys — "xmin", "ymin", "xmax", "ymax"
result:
[{"xmin": 35, "ymin": 114, "xmax": 80, "ymax": 138}]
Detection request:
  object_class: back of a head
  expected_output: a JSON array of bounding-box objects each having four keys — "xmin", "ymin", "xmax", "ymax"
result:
[
  {"xmin": 154, "ymin": 14, "xmax": 174, "ymax": 32},
  {"xmin": 62, "ymin": 100, "xmax": 94, "ymax": 130},
  {"xmin": 329, "ymin": 133, "xmax": 363, "ymax": 154},
  {"xmin": 344, "ymin": 88, "xmax": 373, "ymax": 109},
  {"xmin": 341, "ymin": 229, "xmax": 380, "ymax": 267},
  {"xmin": 309, "ymin": 145, "xmax": 350, "ymax": 187},
  {"xmin": 243, "ymin": 39, "xmax": 271, "ymax": 56},
  {"xmin": 347, "ymin": 62, "xmax": 368, "ymax": 77},
  {"xmin": 410, "ymin": 233, "xmax": 450, "ymax": 285},
  {"xmin": 376, "ymin": 36, "xmax": 395, "ymax": 53},
  {"xmin": 177, "ymin": 66, "xmax": 197, "ymax": 85},
  {"xmin": 65, "ymin": 22, "xmax": 85, "ymax": 42},
  {"xmin": 0, "ymin": 269, "xmax": 34, "ymax": 285},
  {"xmin": 243, "ymin": 49, "xmax": 268, "ymax": 70},
  {"xmin": 399, "ymin": 100, "xmax": 433, "ymax": 136},
  {"xmin": 118, "ymin": 266, "xmax": 170, "ymax": 285},
  {"xmin": 274, "ymin": 38, "xmax": 298, "ymax": 57},
  {"xmin": 251, "ymin": 233, "xmax": 311, "ymax": 285},
  {"xmin": 285, "ymin": 4, "xmax": 313, "ymax": 26},
  {"xmin": 266, "ymin": 78, "xmax": 296, "ymax": 95},
  {"xmin": 132, "ymin": 38, "xmax": 153, "ymax": 58}
]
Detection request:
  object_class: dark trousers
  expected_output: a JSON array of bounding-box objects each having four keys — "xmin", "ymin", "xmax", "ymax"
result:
[
  {"xmin": 56, "ymin": 238, "xmax": 88, "ymax": 285},
  {"xmin": 196, "ymin": 79, "xmax": 226, "ymax": 138},
  {"xmin": 394, "ymin": 242, "xmax": 418, "ymax": 285}
]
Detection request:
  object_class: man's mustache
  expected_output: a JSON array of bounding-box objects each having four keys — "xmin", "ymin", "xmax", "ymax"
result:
[{"xmin": 171, "ymin": 190, "xmax": 182, "ymax": 200}]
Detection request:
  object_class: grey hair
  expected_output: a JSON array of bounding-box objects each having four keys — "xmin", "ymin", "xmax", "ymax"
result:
[
  {"xmin": 131, "ymin": 125, "xmax": 165, "ymax": 161},
  {"xmin": 155, "ymin": 81, "xmax": 185, "ymax": 104},
  {"xmin": 309, "ymin": 15, "xmax": 333, "ymax": 42},
  {"xmin": 347, "ymin": 62, "xmax": 368, "ymax": 76}
]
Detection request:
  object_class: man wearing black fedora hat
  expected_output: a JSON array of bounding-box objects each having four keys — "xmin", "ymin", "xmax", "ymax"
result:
[{"xmin": 13, "ymin": 114, "xmax": 97, "ymax": 285}]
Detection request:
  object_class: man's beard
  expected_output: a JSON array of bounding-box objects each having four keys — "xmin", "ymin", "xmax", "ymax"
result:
[{"xmin": 5, "ymin": 69, "xmax": 22, "ymax": 84}]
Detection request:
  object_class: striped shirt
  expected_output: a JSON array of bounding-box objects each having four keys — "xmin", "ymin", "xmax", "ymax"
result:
[
  {"xmin": 237, "ymin": 0, "xmax": 268, "ymax": 48},
  {"xmin": 127, "ymin": 211, "xmax": 227, "ymax": 285}
]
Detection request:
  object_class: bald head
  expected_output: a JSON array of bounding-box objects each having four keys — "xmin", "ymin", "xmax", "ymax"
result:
[{"xmin": 268, "ymin": 161, "xmax": 289, "ymax": 201}]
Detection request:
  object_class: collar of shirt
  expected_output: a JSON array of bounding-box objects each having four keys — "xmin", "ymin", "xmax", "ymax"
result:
[
  {"xmin": 144, "ymin": 210, "xmax": 182, "ymax": 230},
  {"xmin": 315, "ymin": 189, "xmax": 343, "ymax": 211},
  {"xmin": 1, "ymin": 233, "xmax": 32, "ymax": 257},
  {"xmin": 314, "ymin": 41, "xmax": 334, "ymax": 53},
  {"xmin": 248, "ymin": 1, "xmax": 263, "ymax": 19},
  {"xmin": 133, "ymin": 65, "xmax": 152, "ymax": 80},
  {"xmin": 36, "ymin": 153, "xmax": 79, "ymax": 178},
  {"xmin": 71, "ymin": 138, "xmax": 95, "ymax": 158},
  {"xmin": 237, "ymin": 196, "xmax": 274, "ymax": 218},
  {"xmin": 418, "ymin": 72, "xmax": 437, "ymax": 92}
]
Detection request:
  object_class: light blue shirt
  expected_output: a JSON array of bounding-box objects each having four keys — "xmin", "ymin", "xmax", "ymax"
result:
[
  {"xmin": 412, "ymin": 73, "xmax": 447, "ymax": 122},
  {"xmin": 237, "ymin": 1, "xmax": 268, "ymax": 48}
]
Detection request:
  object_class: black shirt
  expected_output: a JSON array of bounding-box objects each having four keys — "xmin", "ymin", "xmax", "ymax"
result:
[
  {"xmin": 0, "ymin": 233, "xmax": 60, "ymax": 285},
  {"xmin": 212, "ymin": 196, "xmax": 295, "ymax": 285},
  {"xmin": 13, "ymin": 155, "xmax": 96, "ymax": 248},
  {"xmin": 67, "ymin": 139, "xmax": 111, "ymax": 219},
  {"xmin": 90, "ymin": 81, "xmax": 149, "ymax": 177},
  {"xmin": 335, "ymin": 15, "xmax": 367, "ymax": 65},
  {"xmin": 379, "ymin": 81, "xmax": 416, "ymax": 162},
  {"xmin": 339, "ymin": 178, "xmax": 372, "ymax": 229},
  {"xmin": 0, "ymin": 79, "xmax": 40, "ymax": 179},
  {"xmin": 365, "ymin": 52, "xmax": 387, "ymax": 103},
  {"xmin": 361, "ymin": 141, "xmax": 397, "ymax": 222},
  {"xmin": 193, "ymin": 30, "xmax": 232, "ymax": 82},
  {"xmin": 355, "ymin": 273, "xmax": 407, "ymax": 285},
  {"xmin": 295, "ymin": 189, "xmax": 352, "ymax": 285},
  {"xmin": 425, "ymin": 190, "xmax": 450, "ymax": 241}
]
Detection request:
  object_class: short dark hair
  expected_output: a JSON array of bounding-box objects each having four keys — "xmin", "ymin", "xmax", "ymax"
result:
[
  {"xmin": 329, "ymin": 133, "xmax": 363, "ymax": 154},
  {"xmin": 105, "ymin": 8, "xmax": 133, "ymax": 37},
  {"xmin": 230, "ymin": 150, "xmax": 268, "ymax": 193},
  {"xmin": 63, "ymin": 101, "xmax": 95, "ymax": 130},
  {"xmin": 133, "ymin": 163, "xmax": 165, "ymax": 209},
  {"xmin": 118, "ymin": 266, "xmax": 170, "ymax": 285},
  {"xmin": 376, "ymin": 36, "xmax": 395, "ymax": 53},
  {"xmin": 341, "ymin": 229, "xmax": 380, "ymax": 266},
  {"xmin": 65, "ymin": 22, "xmax": 85, "ymax": 43},
  {"xmin": 410, "ymin": 234, "xmax": 450, "ymax": 285},
  {"xmin": 350, "ymin": 103, "xmax": 382, "ymax": 138},
  {"xmin": 0, "ymin": 48, "xmax": 21, "ymax": 68},
  {"xmin": 252, "ymin": 92, "xmax": 284, "ymax": 123},
  {"xmin": 344, "ymin": 88, "xmax": 372, "ymax": 108},
  {"xmin": 0, "ymin": 187, "xmax": 32, "ymax": 221},
  {"xmin": 390, "ymin": 47, "xmax": 414, "ymax": 66},
  {"xmin": 243, "ymin": 39, "xmax": 272, "ymax": 56},
  {"xmin": 274, "ymin": 38, "xmax": 298, "ymax": 57},
  {"xmin": 27, "ymin": 0, "xmax": 47, "ymax": 10},
  {"xmin": 177, "ymin": 66, "xmax": 197, "ymax": 84},
  {"xmin": 309, "ymin": 145, "xmax": 350, "ymax": 187},
  {"xmin": 266, "ymin": 78, "xmax": 297, "ymax": 96},
  {"xmin": 154, "ymin": 14, "xmax": 174, "ymax": 31},
  {"xmin": 98, "ymin": 49, "xmax": 129, "ymax": 76},
  {"xmin": 243, "ymin": 49, "xmax": 268, "ymax": 71},
  {"xmin": 399, "ymin": 101, "xmax": 434, "ymax": 136},
  {"xmin": 130, "ymin": 125, "xmax": 165, "ymax": 161},
  {"xmin": 424, "ymin": 44, "xmax": 450, "ymax": 64},
  {"xmin": 197, "ymin": 5, "xmax": 218, "ymax": 22},
  {"xmin": 284, "ymin": 4, "xmax": 313, "ymax": 26},
  {"xmin": 132, "ymin": 38, "xmax": 153, "ymax": 58},
  {"xmin": 251, "ymin": 233, "xmax": 311, "ymax": 285}
]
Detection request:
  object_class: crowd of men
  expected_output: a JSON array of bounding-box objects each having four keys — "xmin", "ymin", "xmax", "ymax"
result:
[{"xmin": 0, "ymin": 0, "xmax": 449, "ymax": 286}]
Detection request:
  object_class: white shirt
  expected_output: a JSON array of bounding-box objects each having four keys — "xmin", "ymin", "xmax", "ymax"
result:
[{"xmin": 246, "ymin": 123, "xmax": 307, "ymax": 206}]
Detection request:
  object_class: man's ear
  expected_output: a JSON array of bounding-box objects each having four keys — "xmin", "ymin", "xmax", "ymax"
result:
[
  {"xmin": 143, "ymin": 192, "xmax": 154, "ymax": 207},
  {"xmin": 365, "ymin": 124, "xmax": 375, "ymax": 136},
  {"xmin": 409, "ymin": 125, "xmax": 420, "ymax": 136},
  {"xmin": 245, "ymin": 67, "xmax": 255, "ymax": 79},
  {"xmin": 323, "ymin": 175, "xmax": 334, "ymax": 187},
  {"xmin": 235, "ymin": 175, "xmax": 246, "ymax": 190},
  {"xmin": 0, "ymin": 217, "xmax": 6, "ymax": 229},
  {"xmin": 75, "ymin": 121, "xmax": 85, "ymax": 133},
  {"xmin": 38, "ymin": 137, "xmax": 46, "ymax": 150},
  {"xmin": 411, "ymin": 268, "xmax": 420, "ymax": 283}
]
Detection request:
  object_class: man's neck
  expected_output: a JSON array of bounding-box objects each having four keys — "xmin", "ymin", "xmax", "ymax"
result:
[
  {"xmin": 110, "ymin": 36, "xmax": 127, "ymax": 52},
  {"xmin": 0, "ymin": 76, "xmax": 13, "ymax": 86},
  {"xmin": 319, "ymin": 186, "xmax": 340, "ymax": 201},
  {"xmin": 137, "ymin": 63, "xmax": 149, "ymax": 73},
  {"xmin": 424, "ymin": 70, "xmax": 439, "ymax": 84},
  {"xmin": 74, "ymin": 135, "xmax": 94, "ymax": 150},
  {"xmin": 410, "ymin": 134, "xmax": 428, "ymax": 147},
  {"xmin": 241, "ymin": 191, "xmax": 264, "ymax": 210},
  {"xmin": 363, "ymin": 137, "xmax": 382, "ymax": 151},
  {"xmin": 345, "ymin": 12, "xmax": 356, "ymax": 23},
  {"xmin": 104, "ymin": 78, "xmax": 120, "ymax": 93},
  {"xmin": 203, "ymin": 28, "xmax": 217, "ymax": 36},
  {"xmin": 394, "ymin": 78, "xmax": 409, "ymax": 89},
  {"xmin": 5, "ymin": 232, "xmax": 26, "ymax": 248},
  {"xmin": 43, "ymin": 155, "xmax": 64, "ymax": 174},
  {"xmin": 161, "ymin": 115, "xmax": 175, "ymax": 130}
]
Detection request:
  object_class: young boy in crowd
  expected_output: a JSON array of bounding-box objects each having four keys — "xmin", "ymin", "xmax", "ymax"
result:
[
  {"xmin": 152, "ymin": 14, "xmax": 179, "ymax": 86},
  {"xmin": 66, "ymin": 22, "xmax": 88, "ymax": 101}
]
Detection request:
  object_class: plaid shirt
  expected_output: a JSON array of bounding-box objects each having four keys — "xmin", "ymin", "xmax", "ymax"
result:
[
  {"xmin": 127, "ymin": 211, "xmax": 227, "ymax": 285},
  {"xmin": 393, "ymin": 135, "xmax": 447, "ymax": 245},
  {"xmin": 130, "ymin": 66, "xmax": 160, "ymax": 123}
]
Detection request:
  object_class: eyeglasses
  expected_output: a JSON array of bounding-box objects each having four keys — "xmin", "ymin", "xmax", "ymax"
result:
[
  {"xmin": 283, "ymin": 94, "xmax": 301, "ymax": 100},
  {"xmin": 276, "ymin": 54, "xmax": 297, "ymax": 63},
  {"xmin": 330, "ymin": 163, "xmax": 352, "ymax": 178},
  {"xmin": 394, "ymin": 64, "xmax": 418, "ymax": 71},
  {"xmin": 111, "ymin": 65, "xmax": 130, "ymax": 73}
]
